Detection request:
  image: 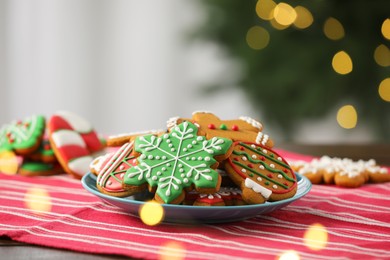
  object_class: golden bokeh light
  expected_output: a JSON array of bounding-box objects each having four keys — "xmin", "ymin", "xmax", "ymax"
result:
[
  {"xmin": 0, "ymin": 150, "xmax": 19, "ymax": 175},
  {"xmin": 139, "ymin": 200, "xmax": 165, "ymax": 226},
  {"xmin": 374, "ymin": 44, "xmax": 390, "ymax": 67},
  {"xmin": 323, "ymin": 17, "xmax": 345, "ymax": 40},
  {"xmin": 270, "ymin": 19, "xmax": 290, "ymax": 30},
  {"xmin": 303, "ymin": 223, "xmax": 328, "ymax": 251},
  {"xmin": 382, "ymin": 18, "xmax": 390, "ymax": 40},
  {"xmin": 246, "ymin": 26, "xmax": 270, "ymax": 50},
  {"xmin": 293, "ymin": 6, "xmax": 313, "ymax": 29},
  {"xmin": 273, "ymin": 3, "xmax": 297, "ymax": 26},
  {"xmin": 278, "ymin": 250, "xmax": 300, "ymax": 260},
  {"xmin": 378, "ymin": 78, "xmax": 390, "ymax": 102},
  {"xmin": 332, "ymin": 51, "xmax": 353, "ymax": 75},
  {"xmin": 256, "ymin": 0, "xmax": 276, "ymax": 21},
  {"xmin": 24, "ymin": 187, "xmax": 52, "ymax": 214},
  {"xmin": 158, "ymin": 241, "xmax": 186, "ymax": 260},
  {"xmin": 337, "ymin": 105, "xmax": 358, "ymax": 129}
]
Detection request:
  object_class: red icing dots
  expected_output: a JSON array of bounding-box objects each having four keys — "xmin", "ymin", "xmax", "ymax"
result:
[
  {"xmin": 231, "ymin": 125, "xmax": 239, "ymax": 131},
  {"xmin": 208, "ymin": 124, "xmax": 216, "ymax": 129},
  {"xmin": 240, "ymin": 146, "xmax": 245, "ymax": 151},
  {"xmin": 267, "ymin": 174, "xmax": 273, "ymax": 178},
  {"xmin": 248, "ymin": 163, "xmax": 253, "ymax": 168}
]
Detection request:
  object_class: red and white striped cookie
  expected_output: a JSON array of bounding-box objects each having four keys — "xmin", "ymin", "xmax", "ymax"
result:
[
  {"xmin": 95, "ymin": 142, "xmax": 138, "ymax": 197},
  {"xmin": 47, "ymin": 111, "xmax": 105, "ymax": 179}
]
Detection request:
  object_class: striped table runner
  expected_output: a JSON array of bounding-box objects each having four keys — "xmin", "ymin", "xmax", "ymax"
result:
[{"xmin": 0, "ymin": 150, "xmax": 390, "ymax": 260}]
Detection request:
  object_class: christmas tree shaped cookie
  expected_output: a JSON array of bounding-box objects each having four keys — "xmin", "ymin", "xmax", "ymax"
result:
[
  {"xmin": 0, "ymin": 115, "xmax": 45, "ymax": 155},
  {"xmin": 123, "ymin": 121, "xmax": 233, "ymax": 204}
]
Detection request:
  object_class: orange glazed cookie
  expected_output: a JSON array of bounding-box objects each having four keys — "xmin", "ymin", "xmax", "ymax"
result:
[
  {"xmin": 224, "ymin": 142, "xmax": 297, "ymax": 204},
  {"xmin": 167, "ymin": 111, "xmax": 274, "ymax": 147}
]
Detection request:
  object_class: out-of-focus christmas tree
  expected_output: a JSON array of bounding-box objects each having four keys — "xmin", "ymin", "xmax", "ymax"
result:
[{"xmin": 195, "ymin": 0, "xmax": 390, "ymax": 140}]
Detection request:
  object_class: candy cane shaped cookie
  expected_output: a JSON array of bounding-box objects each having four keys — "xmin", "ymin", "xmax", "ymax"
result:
[
  {"xmin": 47, "ymin": 111, "xmax": 105, "ymax": 179},
  {"xmin": 223, "ymin": 142, "xmax": 297, "ymax": 204},
  {"xmin": 95, "ymin": 142, "xmax": 138, "ymax": 197}
]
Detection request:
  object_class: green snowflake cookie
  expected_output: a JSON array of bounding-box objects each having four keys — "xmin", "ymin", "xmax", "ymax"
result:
[
  {"xmin": 124, "ymin": 121, "xmax": 233, "ymax": 204},
  {"xmin": 0, "ymin": 115, "xmax": 45, "ymax": 153}
]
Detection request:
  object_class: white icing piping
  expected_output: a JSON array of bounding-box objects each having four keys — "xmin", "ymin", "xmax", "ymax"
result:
[
  {"xmin": 239, "ymin": 116, "xmax": 263, "ymax": 130},
  {"xmin": 244, "ymin": 178, "xmax": 272, "ymax": 199},
  {"xmin": 255, "ymin": 132, "xmax": 269, "ymax": 146},
  {"xmin": 97, "ymin": 142, "xmax": 133, "ymax": 186}
]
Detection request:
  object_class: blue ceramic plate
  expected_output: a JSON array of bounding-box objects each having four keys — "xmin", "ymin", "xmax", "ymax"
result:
[{"xmin": 81, "ymin": 172, "xmax": 311, "ymax": 224}]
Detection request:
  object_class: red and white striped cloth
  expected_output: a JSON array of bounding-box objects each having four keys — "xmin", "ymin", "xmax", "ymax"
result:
[{"xmin": 1, "ymin": 150, "xmax": 390, "ymax": 260}]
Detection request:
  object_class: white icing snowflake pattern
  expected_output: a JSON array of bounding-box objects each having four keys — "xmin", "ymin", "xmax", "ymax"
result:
[{"xmin": 124, "ymin": 121, "xmax": 232, "ymax": 203}]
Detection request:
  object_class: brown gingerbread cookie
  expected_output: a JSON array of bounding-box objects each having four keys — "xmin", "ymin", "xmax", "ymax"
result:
[
  {"xmin": 106, "ymin": 129, "xmax": 166, "ymax": 147},
  {"xmin": 291, "ymin": 156, "xmax": 390, "ymax": 188},
  {"xmin": 223, "ymin": 142, "xmax": 297, "ymax": 204},
  {"xmin": 167, "ymin": 111, "xmax": 274, "ymax": 147}
]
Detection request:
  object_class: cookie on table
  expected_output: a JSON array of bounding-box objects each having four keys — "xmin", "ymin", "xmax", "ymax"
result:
[
  {"xmin": 0, "ymin": 115, "xmax": 45, "ymax": 155},
  {"xmin": 47, "ymin": 111, "xmax": 106, "ymax": 179},
  {"xmin": 123, "ymin": 121, "xmax": 233, "ymax": 204},
  {"xmin": 292, "ymin": 156, "xmax": 390, "ymax": 188},
  {"xmin": 94, "ymin": 142, "xmax": 139, "ymax": 197},
  {"xmin": 223, "ymin": 142, "xmax": 297, "ymax": 204},
  {"xmin": 18, "ymin": 161, "xmax": 63, "ymax": 176},
  {"xmin": 107, "ymin": 129, "xmax": 166, "ymax": 147},
  {"xmin": 167, "ymin": 111, "xmax": 274, "ymax": 148},
  {"xmin": 26, "ymin": 138, "xmax": 57, "ymax": 164}
]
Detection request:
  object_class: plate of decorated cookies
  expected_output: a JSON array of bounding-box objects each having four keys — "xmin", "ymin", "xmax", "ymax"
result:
[{"xmin": 81, "ymin": 112, "xmax": 312, "ymax": 223}]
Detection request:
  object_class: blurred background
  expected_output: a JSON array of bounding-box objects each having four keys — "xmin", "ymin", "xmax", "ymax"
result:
[{"xmin": 0, "ymin": 0, "xmax": 389, "ymax": 144}]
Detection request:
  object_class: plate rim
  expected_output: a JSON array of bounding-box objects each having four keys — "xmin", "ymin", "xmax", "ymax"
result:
[{"xmin": 81, "ymin": 172, "xmax": 311, "ymax": 211}]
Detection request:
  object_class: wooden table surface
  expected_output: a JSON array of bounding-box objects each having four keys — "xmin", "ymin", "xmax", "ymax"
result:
[{"xmin": 1, "ymin": 143, "xmax": 389, "ymax": 259}]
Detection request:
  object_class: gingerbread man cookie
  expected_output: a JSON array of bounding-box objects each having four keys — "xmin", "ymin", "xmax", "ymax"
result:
[
  {"xmin": 167, "ymin": 112, "xmax": 274, "ymax": 147},
  {"xmin": 223, "ymin": 142, "xmax": 297, "ymax": 204},
  {"xmin": 123, "ymin": 121, "xmax": 233, "ymax": 204},
  {"xmin": 0, "ymin": 115, "xmax": 45, "ymax": 155}
]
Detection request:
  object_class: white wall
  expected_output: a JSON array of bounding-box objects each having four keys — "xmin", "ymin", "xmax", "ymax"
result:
[
  {"xmin": 0, "ymin": 0, "xmax": 255, "ymax": 136},
  {"xmin": 0, "ymin": 0, "xmax": 376, "ymax": 143}
]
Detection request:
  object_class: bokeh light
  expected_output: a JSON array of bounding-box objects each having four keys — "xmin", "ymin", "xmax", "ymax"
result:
[
  {"xmin": 374, "ymin": 44, "xmax": 390, "ymax": 67},
  {"xmin": 303, "ymin": 223, "xmax": 328, "ymax": 251},
  {"xmin": 293, "ymin": 6, "xmax": 313, "ymax": 29},
  {"xmin": 378, "ymin": 78, "xmax": 390, "ymax": 102},
  {"xmin": 246, "ymin": 26, "xmax": 270, "ymax": 50},
  {"xmin": 256, "ymin": 0, "xmax": 276, "ymax": 21},
  {"xmin": 158, "ymin": 241, "xmax": 186, "ymax": 260},
  {"xmin": 139, "ymin": 200, "xmax": 165, "ymax": 226},
  {"xmin": 382, "ymin": 18, "xmax": 390, "ymax": 40},
  {"xmin": 270, "ymin": 18, "xmax": 289, "ymax": 30},
  {"xmin": 273, "ymin": 3, "xmax": 297, "ymax": 26},
  {"xmin": 24, "ymin": 187, "xmax": 52, "ymax": 214},
  {"xmin": 323, "ymin": 17, "xmax": 345, "ymax": 40},
  {"xmin": 278, "ymin": 250, "xmax": 300, "ymax": 260},
  {"xmin": 0, "ymin": 150, "xmax": 19, "ymax": 175},
  {"xmin": 332, "ymin": 51, "xmax": 353, "ymax": 75},
  {"xmin": 337, "ymin": 105, "xmax": 358, "ymax": 129}
]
